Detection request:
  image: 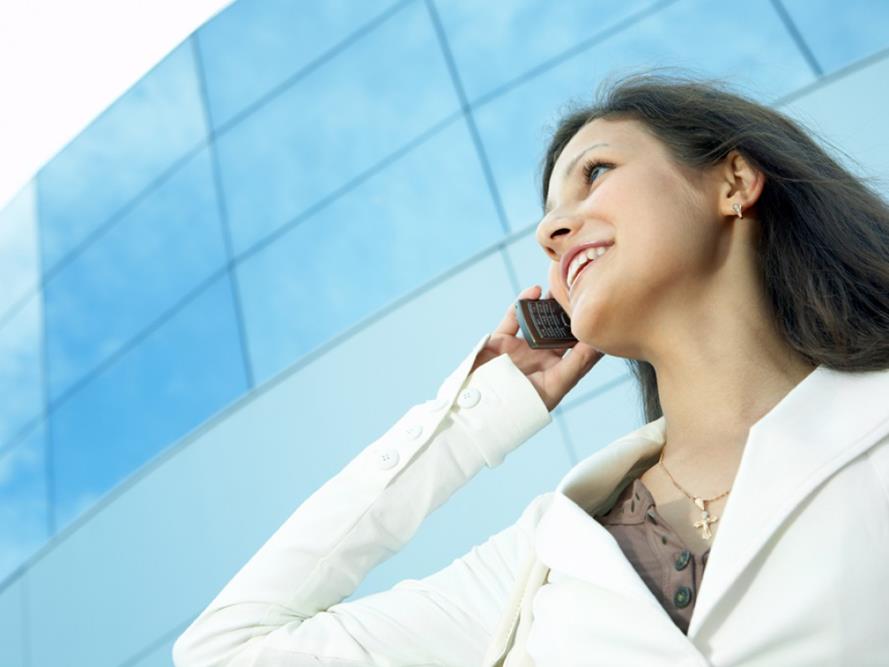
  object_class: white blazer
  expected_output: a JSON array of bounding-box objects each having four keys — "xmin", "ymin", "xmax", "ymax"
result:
[{"xmin": 172, "ymin": 332, "xmax": 889, "ymax": 666}]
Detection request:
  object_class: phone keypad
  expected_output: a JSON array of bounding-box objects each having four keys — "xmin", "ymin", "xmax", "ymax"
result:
[{"xmin": 530, "ymin": 301, "xmax": 571, "ymax": 338}]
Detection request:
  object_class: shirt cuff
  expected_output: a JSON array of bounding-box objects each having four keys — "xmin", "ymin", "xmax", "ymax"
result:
[{"xmin": 452, "ymin": 351, "xmax": 553, "ymax": 468}]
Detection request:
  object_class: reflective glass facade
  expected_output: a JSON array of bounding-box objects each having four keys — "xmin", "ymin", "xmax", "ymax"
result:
[{"xmin": 1, "ymin": 1, "xmax": 887, "ymax": 664}]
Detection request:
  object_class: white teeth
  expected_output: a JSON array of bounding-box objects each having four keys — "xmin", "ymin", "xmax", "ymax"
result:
[{"xmin": 566, "ymin": 245, "xmax": 611, "ymax": 289}]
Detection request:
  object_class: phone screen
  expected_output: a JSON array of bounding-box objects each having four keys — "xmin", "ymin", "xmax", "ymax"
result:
[{"xmin": 514, "ymin": 298, "xmax": 578, "ymax": 349}]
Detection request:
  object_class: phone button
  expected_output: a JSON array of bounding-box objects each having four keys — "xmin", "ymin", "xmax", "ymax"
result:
[
  {"xmin": 457, "ymin": 388, "xmax": 481, "ymax": 408},
  {"xmin": 375, "ymin": 449, "xmax": 400, "ymax": 470}
]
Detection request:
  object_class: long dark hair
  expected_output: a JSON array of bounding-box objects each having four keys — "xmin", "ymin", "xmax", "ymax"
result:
[{"xmin": 538, "ymin": 70, "xmax": 889, "ymax": 423}]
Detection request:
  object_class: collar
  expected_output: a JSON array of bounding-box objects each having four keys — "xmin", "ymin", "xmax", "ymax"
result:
[
  {"xmin": 598, "ymin": 476, "xmax": 658, "ymax": 526},
  {"xmin": 537, "ymin": 363, "xmax": 889, "ymax": 638}
]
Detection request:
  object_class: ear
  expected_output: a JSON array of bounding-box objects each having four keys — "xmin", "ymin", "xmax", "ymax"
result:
[{"xmin": 717, "ymin": 149, "xmax": 765, "ymax": 219}]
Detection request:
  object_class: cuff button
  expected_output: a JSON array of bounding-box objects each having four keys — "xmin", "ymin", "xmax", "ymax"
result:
[
  {"xmin": 376, "ymin": 449, "xmax": 400, "ymax": 470},
  {"xmin": 457, "ymin": 387, "xmax": 481, "ymax": 408}
]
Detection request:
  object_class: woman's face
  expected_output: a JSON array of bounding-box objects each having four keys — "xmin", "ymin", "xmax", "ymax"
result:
[{"xmin": 536, "ymin": 117, "xmax": 727, "ymax": 361}]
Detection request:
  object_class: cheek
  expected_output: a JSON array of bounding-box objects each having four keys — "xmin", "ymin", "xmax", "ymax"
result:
[
  {"xmin": 614, "ymin": 175, "xmax": 703, "ymax": 271},
  {"xmin": 604, "ymin": 166, "xmax": 679, "ymax": 221}
]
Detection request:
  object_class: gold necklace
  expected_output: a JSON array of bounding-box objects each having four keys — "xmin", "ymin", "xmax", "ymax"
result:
[{"xmin": 657, "ymin": 446, "xmax": 731, "ymax": 540}]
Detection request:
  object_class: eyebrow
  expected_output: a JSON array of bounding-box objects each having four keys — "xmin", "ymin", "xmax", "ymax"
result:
[{"xmin": 544, "ymin": 142, "xmax": 610, "ymax": 215}]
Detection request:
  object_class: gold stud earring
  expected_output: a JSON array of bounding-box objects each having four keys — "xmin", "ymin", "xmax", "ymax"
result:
[{"xmin": 732, "ymin": 203, "xmax": 743, "ymax": 219}]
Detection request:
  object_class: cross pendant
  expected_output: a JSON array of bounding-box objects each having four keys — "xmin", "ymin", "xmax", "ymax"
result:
[{"xmin": 692, "ymin": 497, "xmax": 719, "ymax": 540}]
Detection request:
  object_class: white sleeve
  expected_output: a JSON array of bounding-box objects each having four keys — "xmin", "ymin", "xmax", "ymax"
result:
[{"xmin": 172, "ymin": 332, "xmax": 554, "ymax": 667}]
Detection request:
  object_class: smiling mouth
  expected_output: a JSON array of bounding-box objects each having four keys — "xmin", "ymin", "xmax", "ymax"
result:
[{"xmin": 568, "ymin": 249, "xmax": 611, "ymax": 297}]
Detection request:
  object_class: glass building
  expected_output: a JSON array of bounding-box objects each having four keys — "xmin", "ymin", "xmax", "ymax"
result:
[{"xmin": 0, "ymin": 1, "xmax": 887, "ymax": 664}]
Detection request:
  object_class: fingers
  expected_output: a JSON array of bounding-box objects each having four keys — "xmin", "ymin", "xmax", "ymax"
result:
[
  {"xmin": 494, "ymin": 285, "xmax": 542, "ymax": 336},
  {"xmin": 551, "ymin": 341, "xmax": 603, "ymax": 389}
]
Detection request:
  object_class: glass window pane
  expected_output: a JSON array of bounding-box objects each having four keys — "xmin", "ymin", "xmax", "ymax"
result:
[
  {"xmin": 127, "ymin": 635, "xmax": 177, "ymax": 667},
  {"xmin": 43, "ymin": 147, "xmax": 228, "ymax": 403},
  {"xmin": 37, "ymin": 41, "xmax": 206, "ymax": 273},
  {"xmin": 0, "ymin": 576, "xmax": 26, "ymax": 667},
  {"xmin": 0, "ymin": 425, "xmax": 49, "ymax": 585},
  {"xmin": 214, "ymin": 0, "xmax": 461, "ymax": 256},
  {"xmin": 196, "ymin": 0, "xmax": 388, "ymax": 129},
  {"xmin": 473, "ymin": 0, "xmax": 815, "ymax": 233},
  {"xmin": 782, "ymin": 0, "xmax": 889, "ymax": 75},
  {"xmin": 50, "ymin": 273, "xmax": 248, "ymax": 532},
  {"xmin": 22, "ymin": 252, "xmax": 539, "ymax": 667},
  {"xmin": 778, "ymin": 55, "xmax": 889, "ymax": 199},
  {"xmin": 0, "ymin": 181, "xmax": 40, "ymax": 318},
  {"xmin": 236, "ymin": 119, "xmax": 502, "ymax": 384},
  {"xmin": 562, "ymin": 375, "xmax": 645, "ymax": 462},
  {"xmin": 437, "ymin": 0, "xmax": 663, "ymax": 101},
  {"xmin": 0, "ymin": 297, "xmax": 44, "ymax": 447}
]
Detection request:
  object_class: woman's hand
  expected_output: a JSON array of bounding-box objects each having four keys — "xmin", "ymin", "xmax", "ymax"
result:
[{"xmin": 469, "ymin": 285, "xmax": 604, "ymax": 412}]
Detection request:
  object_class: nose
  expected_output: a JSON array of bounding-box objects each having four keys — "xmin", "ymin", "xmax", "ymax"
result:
[{"xmin": 536, "ymin": 211, "xmax": 583, "ymax": 262}]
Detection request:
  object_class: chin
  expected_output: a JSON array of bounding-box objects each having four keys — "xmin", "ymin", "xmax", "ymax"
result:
[
  {"xmin": 570, "ymin": 309, "xmax": 631, "ymax": 359},
  {"xmin": 570, "ymin": 322, "xmax": 606, "ymax": 351},
  {"xmin": 567, "ymin": 294, "xmax": 605, "ymax": 334}
]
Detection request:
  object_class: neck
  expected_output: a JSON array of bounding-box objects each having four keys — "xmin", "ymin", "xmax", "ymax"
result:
[{"xmin": 648, "ymin": 320, "xmax": 816, "ymax": 496}]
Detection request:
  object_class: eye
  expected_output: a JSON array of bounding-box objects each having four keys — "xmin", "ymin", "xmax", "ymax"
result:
[{"xmin": 581, "ymin": 159, "xmax": 613, "ymax": 184}]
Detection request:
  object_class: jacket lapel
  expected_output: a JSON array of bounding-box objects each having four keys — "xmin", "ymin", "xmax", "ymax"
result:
[
  {"xmin": 533, "ymin": 364, "xmax": 889, "ymax": 641},
  {"xmin": 534, "ymin": 416, "xmax": 673, "ymax": 618},
  {"xmin": 688, "ymin": 364, "xmax": 889, "ymax": 636}
]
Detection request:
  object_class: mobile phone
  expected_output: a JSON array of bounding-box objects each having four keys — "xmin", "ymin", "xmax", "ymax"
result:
[{"xmin": 514, "ymin": 298, "xmax": 579, "ymax": 349}]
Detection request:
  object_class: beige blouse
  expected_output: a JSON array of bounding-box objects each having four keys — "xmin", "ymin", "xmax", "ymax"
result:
[{"xmin": 595, "ymin": 477, "xmax": 711, "ymax": 635}]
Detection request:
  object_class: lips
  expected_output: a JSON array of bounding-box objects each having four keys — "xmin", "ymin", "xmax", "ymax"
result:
[
  {"xmin": 568, "ymin": 246, "xmax": 612, "ymax": 297},
  {"xmin": 561, "ymin": 240, "xmax": 615, "ymax": 290}
]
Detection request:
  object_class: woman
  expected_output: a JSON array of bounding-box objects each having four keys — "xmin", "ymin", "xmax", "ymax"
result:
[{"xmin": 173, "ymin": 72, "xmax": 889, "ymax": 666}]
